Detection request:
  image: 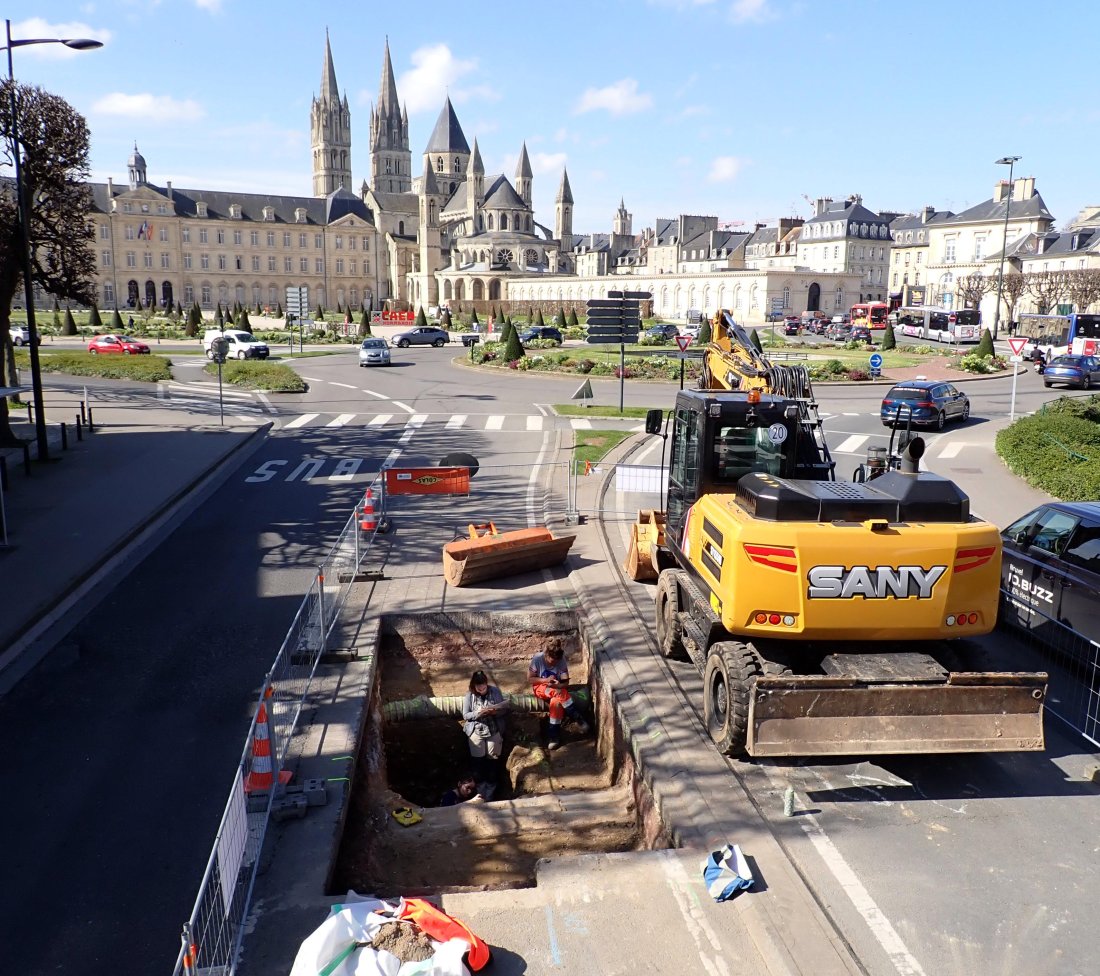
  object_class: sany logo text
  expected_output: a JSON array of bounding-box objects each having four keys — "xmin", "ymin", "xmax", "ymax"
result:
[{"xmin": 807, "ymin": 565, "xmax": 947, "ymax": 600}]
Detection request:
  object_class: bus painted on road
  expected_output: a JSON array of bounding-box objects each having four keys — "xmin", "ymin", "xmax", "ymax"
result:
[
  {"xmin": 895, "ymin": 307, "xmax": 981, "ymax": 343},
  {"xmin": 1017, "ymin": 313, "xmax": 1100, "ymax": 358},
  {"xmin": 850, "ymin": 301, "xmax": 889, "ymax": 330}
]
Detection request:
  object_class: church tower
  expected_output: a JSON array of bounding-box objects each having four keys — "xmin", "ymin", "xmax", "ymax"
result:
[
  {"xmin": 466, "ymin": 139, "xmax": 484, "ymax": 225},
  {"xmin": 423, "ymin": 96, "xmax": 470, "ymax": 199},
  {"xmin": 515, "ymin": 143, "xmax": 533, "ymax": 208},
  {"xmin": 128, "ymin": 143, "xmax": 147, "ymax": 189},
  {"xmin": 613, "ymin": 198, "xmax": 632, "ymax": 237},
  {"xmin": 369, "ymin": 39, "xmax": 411, "ymax": 194},
  {"xmin": 311, "ymin": 31, "xmax": 352, "ymax": 196},
  {"xmin": 555, "ymin": 168, "xmax": 574, "ymax": 247},
  {"xmin": 417, "ymin": 158, "xmax": 445, "ymax": 307}
]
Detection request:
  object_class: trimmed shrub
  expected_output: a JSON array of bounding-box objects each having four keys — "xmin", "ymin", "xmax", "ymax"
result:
[
  {"xmin": 415, "ymin": 306, "xmax": 428, "ymax": 327},
  {"xmin": 996, "ymin": 396, "xmax": 1100, "ymax": 500},
  {"xmin": 110, "ymin": 308, "xmax": 124, "ymax": 330},
  {"xmin": 536, "ymin": 308, "xmax": 546, "ymax": 328},
  {"xmin": 503, "ymin": 322, "xmax": 525, "ymax": 360},
  {"xmin": 568, "ymin": 307, "xmax": 579, "ymax": 327},
  {"xmin": 237, "ymin": 308, "xmax": 251, "ymax": 330},
  {"xmin": 881, "ymin": 322, "xmax": 896, "ymax": 350},
  {"xmin": 204, "ymin": 360, "xmax": 307, "ymax": 392},
  {"xmin": 976, "ymin": 328, "xmax": 995, "ymax": 358},
  {"xmin": 697, "ymin": 316, "xmax": 712, "ymax": 345},
  {"xmin": 18, "ymin": 349, "xmax": 172, "ymax": 382},
  {"xmin": 88, "ymin": 303, "xmax": 103, "ymax": 329}
]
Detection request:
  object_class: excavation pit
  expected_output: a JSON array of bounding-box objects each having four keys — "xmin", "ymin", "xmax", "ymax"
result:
[{"xmin": 331, "ymin": 611, "xmax": 667, "ymax": 895}]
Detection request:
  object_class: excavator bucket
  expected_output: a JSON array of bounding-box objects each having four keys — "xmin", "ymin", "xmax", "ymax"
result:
[
  {"xmin": 442, "ymin": 526, "xmax": 576, "ymax": 587},
  {"xmin": 624, "ymin": 510, "xmax": 666, "ymax": 581},
  {"xmin": 746, "ymin": 670, "xmax": 1048, "ymax": 757}
]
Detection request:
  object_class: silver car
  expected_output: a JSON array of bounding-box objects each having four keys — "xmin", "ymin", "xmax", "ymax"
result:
[
  {"xmin": 391, "ymin": 326, "xmax": 449, "ymax": 347},
  {"xmin": 358, "ymin": 337, "xmax": 392, "ymax": 366}
]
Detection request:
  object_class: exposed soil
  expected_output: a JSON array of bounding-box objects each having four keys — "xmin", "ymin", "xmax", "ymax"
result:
[{"xmin": 370, "ymin": 920, "xmax": 435, "ymax": 962}]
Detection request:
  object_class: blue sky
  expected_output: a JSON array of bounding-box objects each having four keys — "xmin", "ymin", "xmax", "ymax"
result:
[{"xmin": 9, "ymin": 1, "xmax": 1098, "ymax": 235}]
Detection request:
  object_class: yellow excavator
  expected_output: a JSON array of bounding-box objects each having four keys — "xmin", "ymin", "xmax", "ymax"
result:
[{"xmin": 627, "ymin": 311, "xmax": 1047, "ymax": 757}]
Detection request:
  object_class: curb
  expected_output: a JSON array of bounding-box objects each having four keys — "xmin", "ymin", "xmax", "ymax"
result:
[{"xmin": 0, "ymin": 421, "xmax": 272, "ymax": 694}]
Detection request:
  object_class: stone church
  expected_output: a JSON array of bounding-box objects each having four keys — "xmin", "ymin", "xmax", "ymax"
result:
[{"xmin": 315, "ymin": 37, "xmax": 577, "ymax": 310}]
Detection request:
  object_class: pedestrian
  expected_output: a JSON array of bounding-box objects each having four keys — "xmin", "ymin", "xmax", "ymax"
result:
[
  {"xmin": 440, "ymin": 775, "xmax": 478, "ymax": 807},
  {"xmin": 127, "ymin": 315, "xmax": 134, "ymax": 330},
  {"xmin": 462, "ymin": 670, "xmax": 508, "ymax": 789},
  {"xmin": 528, "ymin": 642, "xmax": 589, "ymax": 751}
]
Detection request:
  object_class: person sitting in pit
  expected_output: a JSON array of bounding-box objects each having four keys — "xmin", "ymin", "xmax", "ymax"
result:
[
  {"xmin": 440, "ymin": 775, "xmax": 478, "ymax": 806},
  {"xmin": 528, "ymin": 643, "xmax": 590, "ymax": 751},
  {"xmin": 462, "ymin": 670, "xmax": 509, "ymax": 795}
]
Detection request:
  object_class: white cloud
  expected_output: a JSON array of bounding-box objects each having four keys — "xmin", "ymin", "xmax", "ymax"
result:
[
  {"xmin": 678, "ymin": 105, "xmax": 710, "ymax": 119},
  {"xmin": 531, "ymin": 151, "xmax": 568, "ymax": 175},
  {"xmin": 574, "ymin": 79, "xmax": 653, "ymax": 116},
  {"xmin": 729, "ymin": 0, "xmax": 776, "ymax": 24},
  {"xmin": 391, "ymin": 43, "xmax": 489, "ymax": 114},
  {"xmin": 10, "ymin": 18, "xmax": 111, "ymax": 58},
  {"xmin": 195, "ymin": 0, "xmax": 222, "ymax": 9},
  {"xmin": 91, "ymin": 92, "xmax": 205, "ymax": 123},
  {"xmin": 708, "ymin": 156, "xmax": 744, "ymax": 182}
]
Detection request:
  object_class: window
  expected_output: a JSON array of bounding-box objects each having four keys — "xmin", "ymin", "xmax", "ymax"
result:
[
  {"xmin": 349, "ymin": 236, "xmax": 356, "ymax": 251},
  {"xmin": 123, "ymin": 202, "xmax": 133, "ymax": 213},
  {"xmin": 201, "ymin": 254, "xmax": 209, "ymax": 270},
  {"xmin": 945, "ymin": 239, "xmax": 956, "ymax": 262},
  {"xmin": 268, "ymin": 256, "xmax": 276, "ymax": 271},
  {"xmin": 283, "ymin": 232, "xmax": 291, "ymax": 247},
  {"xmin": 235, "ymin": 256, "xmax": 242, "ymax": 271},
  {"xmin": 102, "ymin": 250, "xmax": 112, "ymax": 267},
  {"xmin": 125, "ymin": 225, "xmax": 135, "ymax": 240},
  {"xmin": 892, "ymin": 272, "xmax": 897, "ymax": 286},
  {"xmin": 299, "ymin": 233, "xmax": 307, "ymax": 248},
  {"xmin": 157, "ymin": 204, "xmax": 167, "ymax": 215},
  {"xmin": 284, "ymin": 257, "xmax": 293, "ymax": 272},
  {"xmin": 315, "ymin": 234, "xmax": 323, "ymax": 249},
  {"xmin": 336, "ymin": 259, "xmax": 344, "ymax": 274},
  {"xmin": 335, "ymin": 236, "xmax": 343, "ymax": 249},
  {"xmin": 363, "ymin": 237, "xmax": 370, "ymax": 251},
  {"xmin": 159, "ymin": 227, "xmax": 168, "ymax": 242},
  {"xmin": 300, "ymin": 257, "xmax": 308, "ymax": 273},
  {"xmin": 782, "ymin": 286, "xmax": 790, "ymax": 308},
  {"xmin": 104, "ymin": 283, "xmax": 114, "ymax": 305},
  {"xmin": 833, "ymin": 246, "xmax": 839, "ymax": 258},
  {"xmin": 126, "ymin": 251, "xmax": 136, "ymax": 268},
  {"xmin": 201, "ymin": 285, "xmax": 211, "ymax": 305},
  {"xmin": 196, "ymin": 203, "xmax": 207, "ymax": 217},
  {"xmin": 349, "ymin": 259, "xmax": 356, "ymax": 275},
  {"xmin": 250, "ymin": 231, "xmax": 259, "ymax": 246},
  {"xmin": 917, "ymin": 252, "xmax": 923, "ymax": 264},
  {"xmin": 974, "ymin": 237, "xmax": 985, "ymax": 261},
  {"xmin": 267, "ymin": 231, "xmax": 275, "ymax": 247},
  {"xmin": 217, "ymin": 229, "xmax": 225, "ymax": 245},
  {"xmin": 364, "ymin": 258, "xmax": 370, "ymax": 274},
  {"xmin": 251, "ymin": 256, "xmax": 260, "ymax": 271},
  {"xmin": 184, "ymin": 254, "xmax": 192, "ymax": 270},
  {"xmin": 834, "ymin": 287, "xmax": 843, "ymax": 309},
  {"xmin": 182, "ymin": 227, "xmax": 191, "ymax": 243},
  {"xmin": 100, "ymin": 225, "xmax": 110, "ymax": 240},
  {"xmin": 315, "ymin": 258, "xmax": 323, "ymax": 274},
  {"xmin": 199, "ymin": 228, "xmax": 208, "ymax": 244},
  {"xmin": 218, "ymin": 255, "xmax": 226, "ymax": 270},
  {"xmin": 161, "ymin": 253, "xmax": 170, "ymax": 269}
]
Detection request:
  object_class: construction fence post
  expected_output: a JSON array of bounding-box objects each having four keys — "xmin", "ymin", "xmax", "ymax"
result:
[{"xmin": 316, "ymin": 566, "xmax": 327, "ymax": 657}]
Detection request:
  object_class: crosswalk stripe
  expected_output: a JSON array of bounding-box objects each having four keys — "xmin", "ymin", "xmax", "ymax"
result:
[
  {"xmin": 326, "ymin": 413, "xmax": 356, "ymax": 428},
  {"xmin": 486, "ymin": 415, "xmax": 505, "ymax": 430},
  {"xmin": 571, "ymin": 419, "xmax": 592, "ymax": 430},
  {"xmin": 407, "ymin": 414, "xmax": 428, "ymax": 427},
  {"xmin": 835, "ymin": 434, "xmax": 869, "ymax": 454},
  {"xmin": 368, "ymin": 414, "xmax": 392, "ymax": 426},
  {"xmin": 527, "ymin": 416, "xmax": 544, "ymax": 431},
  {"xmin": 284, "ymin": 414, "xmax": 317, "ymax": 428},
  {"xmin": 446, "ymin": 415, "xmax": 467, "ymax": 429},
  {"xmin": 938, "ymin": 442, "xmax": 964, "ymax": 459},
  {"xmin": 169, "ymin": 382, "xmax": 253, "ymax": 401}
]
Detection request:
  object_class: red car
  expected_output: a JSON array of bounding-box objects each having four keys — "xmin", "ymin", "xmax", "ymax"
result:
[{"xmin": 87, "ymin": 334, "xmax": 151, "ymax": 355}]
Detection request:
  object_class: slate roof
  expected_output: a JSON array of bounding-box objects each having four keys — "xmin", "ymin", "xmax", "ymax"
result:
[
  {"xmin": 320, "ymin": 33, "xmax": 340, "ymax": 102},
  {"xmin": 653, "ymin": 218, "xmax": 678, "ymax": 244},
  {"xmin": 424, "ymin": 97, "xmax": 470, "ymax": 155},
  {"xmin": 803, "ymin": 198, "xmax": 886, "ymax": 235},
  {"xmin": 516, "ymin": 143, "xmax": 533, "ymax": 179},
  {"xmin": 482, "ymin": 174, "xmax": 526, "ymax": 210},
  {"xmin": 889, "ymin": 209, "xmax": 954, "ymax": 238},
  {"xmin": 377, "ymin": 39, "xmax": 401, "ymax": 118},
  {"xmin": 369, "ymin": 190, "xmax": 417, "ymax": 216},
  {"xmin": 557, "ymin": 168, "xmax": 573, "ymax": 204},
  {"xmin": 945, "ymin": 190, "xmax": 1053, "ymax": 225}
]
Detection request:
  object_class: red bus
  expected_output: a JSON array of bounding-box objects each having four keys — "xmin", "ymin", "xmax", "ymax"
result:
[{"xmin": 850, "ymin": 302, "xmax": 889, "ymax": 330}]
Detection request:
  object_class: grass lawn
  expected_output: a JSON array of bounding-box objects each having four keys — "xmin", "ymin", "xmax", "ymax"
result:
[
  {"xmin": 573, "ymin": 429, "xmax": 633, "ymax": 465},
  {"xmin": 554, "ymin": 404, "xmax": 659, "ymax": 418}
]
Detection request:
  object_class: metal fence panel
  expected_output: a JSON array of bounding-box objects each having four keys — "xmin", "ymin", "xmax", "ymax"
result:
[{"xmin": 571, "ymin": 460, "xmax": 668, "ymax": 520}]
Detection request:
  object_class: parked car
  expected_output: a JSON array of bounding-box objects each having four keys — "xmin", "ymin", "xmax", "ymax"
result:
[
  {"xmin": 1000, "ymin": 501, "xmax": 1100, "ymax": 644},
  {"xmin": 358, "ymin": 337, "xmax": 391, "ymax": 367},
  {"xmin": 881, "ymin": 379, "xmax": 970, "ymax": 429},
  {"xmin": 519, "ymin": 326, "xmax": 563, "ymax": 345},
  {"xmin": 202, "ymin": 328, "xmax": 269, "ymax": 360},
  {"xmin": 1042, "ymin": 354, "xmax": 1100, "ymax": 389},
  {"xmin": 831, "ymin": 313, "xmax": 851, "ymax": 326},
  {"xmin": 829, "ymin": 324, "xmax": 853, "ymax": 342},
  {"xmin": 782, "ymin": 318, "xmax": 801, "ymax": 336},
  {"xmin": 391, "ymin": 326, "xmax": 449, "ymax": 347},
  {"xmin": 850, "ymin": 325, "xmax": 873, "ymax": 343},
  {"xmin": 9, "ymin": 325, "xmax": 38, "ymax": 347},
  {"xmin": 87, "ymin": 334, "xmax": 151, "ymax": 355},
  {"xmin": 645, "ymin": 323, "xmax": 681, "ymax": 341}
]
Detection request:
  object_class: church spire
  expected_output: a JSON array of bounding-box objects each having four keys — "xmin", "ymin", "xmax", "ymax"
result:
[
  {"xmin": 320, "ymin": 28, "xmax": 339, "ymax": 102},
  {"xmin": 515, "ymin": 142, "xmax": 533, "ymax": 208},
  {"xmin": 378, "ymin": 37, "xmax": 400, "ymax": 117},
  {"xmin": 556, "ymin": 167, "xmax": 574, "ymax": 204},
  {"xmin": 312, "ymin": 32, "xmax": 351, "ymax": 196}
]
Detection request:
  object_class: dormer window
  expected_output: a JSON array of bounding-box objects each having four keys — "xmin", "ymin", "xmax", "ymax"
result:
[
  {"xmin": 262, "ymin": 206, "xmax": 274, "ymax": 221},
  {"xmin": 295, "ymin": 208, "xmax": 307, "ymax": 223},
  {"xmin": 229, "ymin": 204, "xmax": 242, "ymax": 219},
  {"xmin": 196, "ymin": 202, "xmax": 207, "ymax": 218}
]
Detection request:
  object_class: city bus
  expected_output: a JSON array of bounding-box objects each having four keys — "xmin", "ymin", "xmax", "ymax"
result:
[
  {"xmin": 895, "ymin": 307, "xmax": 982, "ymax": 344},
  {"xmin": 849, "ymin": 301, "xmax": 889, "ymax": 330},
  {"xmin": 1017, "ymin": 313, "xmax": 1100, "ymax": 358}
]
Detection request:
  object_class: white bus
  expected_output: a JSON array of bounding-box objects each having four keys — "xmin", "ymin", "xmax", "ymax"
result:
[{"xmin": 894, "ymin": 307, "xmax": 982, "ymax": 344}]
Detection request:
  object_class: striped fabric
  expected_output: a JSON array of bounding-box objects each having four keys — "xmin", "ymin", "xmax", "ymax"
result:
[{"xmin": 702, "ymin": 844, "xmax": 754, "ymax": 902}]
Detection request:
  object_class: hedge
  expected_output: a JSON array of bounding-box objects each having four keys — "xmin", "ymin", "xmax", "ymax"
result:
[
  {"xmin": 203, "ymin": 360, "xmax": 306, "ymax": 392},
  {"xmin": 16, "ymin": 350, "xmax": 172, "ymax": 382},
  {"xmin": 996, "ymin": 395, "xmax": 1100, "ymax": 500}
]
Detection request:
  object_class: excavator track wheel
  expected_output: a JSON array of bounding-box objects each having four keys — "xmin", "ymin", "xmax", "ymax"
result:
[
  {"xmin": 702, "ymin": 641, "xmax": 762, "ymax": 758},
  {"xmin": 655, "ymin": 570, "xmax": 688, "ymax": 660}
]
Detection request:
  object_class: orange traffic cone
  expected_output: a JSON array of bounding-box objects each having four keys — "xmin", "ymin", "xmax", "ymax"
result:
[
  {"xmin": 360, "ymin": 488, "xmax": 378, "ymax": 532},
  {"xmin": 584, "ymin": 460, "xmax": 592, "ymax": 475},
  {"xmin": 244, "ymin": 696, "xmax": 292, "ymax": 794}
]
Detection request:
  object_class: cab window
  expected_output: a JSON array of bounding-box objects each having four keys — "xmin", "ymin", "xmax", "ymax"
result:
[
  {"xmin": 1063, "ymin": 521, "xmax": 1100, "ymax": 572},
  {"xmin": 713, "ymin": 424, "xmax": 785, "ymax": 483},
  {"xmin": 1030, "ymin": 509, "xmax": 1079, "ymax": 556}
]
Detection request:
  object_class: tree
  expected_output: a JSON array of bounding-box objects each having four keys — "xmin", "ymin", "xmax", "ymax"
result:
[
  {"xmin": 749, "ymin": 328, "xmax": 764, "ymax": 353},
  {"xmin": 556, "ymin": 304, "xmax": 567, "ymax": 328},
  {"xmin": 214, "ymin": 305, "xmax": 224, "ymax": 327},
  {"xmin": 110, "ymin": 308, "xmax": 123, "ymax": 330},
  {"xmin": 185, "ymin": 304, "xmax": 200, "ymax": 338},
  {"xmin": 315, "ymin": 304, "xmax": 326, "ymax": 320},
  {"xmin": 568, "ymin": 307, "xmax": 579, "ymax": 328},
  {"xmin": 276, "ymin": 301, "xmax": 283, "ymax": 317},
  {"xmin": 440, "ymin": 308, "xmax": 452, "ymax": 329},
  {"xmin": 1026, "ymin": 270, "xmax": 1069, "ymax": 316},
  {"xmin": 237, "ymin": 307, "xmax": 251, "ymax": 329},
  {"xmin": 955, "ymin": 273, "xmax": 995, "ymax": 313},
  {"xmin": 1064, "ymin": 269, "xmax": 1100, "ymax": 314},
  {"xmin": 698, "ymin": 315, "xmax": 712, "ymax": 345},
  {"xmin": 52, "ymin": 297, "xmax": 61, "ymax": 330},
  {"xmin": 62, "ymin": 306, "xmax": 76, "ymax": 336},
  {"xmin": 503, "ymin": 321, "xmax": 525, "ymax": 360},
  {"xmin": 881, "ymin": 321, "xmax": 897, "ymax": 351},
  {"xmin": 88, "ymin": 303, "xmax": 102, "ymax": 329},
  {"xmin": 975, "ymin": 327, "xmax": 995, "ymax": 358},
  {"xmin": 358, "ymin": 308, "xmax": 370, "ymax": 337},
  {"xmin": 470, "ymin": 307, "xmax": 479, "ymax": 326},
  {"xmin": 415, "ymin": 305, "xmax": 428, "ymax": 327},
  {"xmin": 536, "ymin": 308, "xmax": 546, "ymax": 328},
  {"xmin": 999, "ymin": 269, "xmax": 1028, "ymax": 327}
]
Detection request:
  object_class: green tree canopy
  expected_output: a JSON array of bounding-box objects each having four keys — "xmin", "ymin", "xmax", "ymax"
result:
[
  {"xmin": 881, "ymin": 322, "xmax": 897, "ymax": 351},
  {"xmin": 976, "ymin": 327, "xmax": 995, "ymax": 358},
  {"xmin": 503, "ymin": 321, "xmax": 525, "ymax": 360}
]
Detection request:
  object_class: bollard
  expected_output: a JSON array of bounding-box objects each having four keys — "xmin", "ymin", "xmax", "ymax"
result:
[
  {"xmin": 0, "ymin": 455, "xmax": 7, "ymax": 490},
  {"xmin": 87, "ymin": 407, "xmax": 95, "ymax": 431},
  {"xmin": 75, "ymin": 414, "xmax": 83, "ymax": 441},
  {"xmin": 22, "ymin": 443, "xmax": 31, "ymax": 476},
  {"xmin": 783, "ymin": 786, "xmax": 795, "ymax": 818},
  {"xmin": 80, "ymin": 399, "xmax": 87, "ymax": 424},
  {"xmin": 60, "ymin": 423, "xmax": 68, "ymax": 450}
]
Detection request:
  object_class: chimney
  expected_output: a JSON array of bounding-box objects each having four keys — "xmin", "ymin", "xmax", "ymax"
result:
[
  {"xmin": 1015, "ymin": 176, "xmax": 1035, "ymax": 202},
  {"xmin": 815, "ymin": 197, "xmax": 831, "ymax": 216},
  {"xmin": 166, "ymin": 180, "xmax": 173, "ymax": 199},
  {"xmin": 994, "ymin": 180, "xmax": 1009, "ymax": 204},
  {"xmin": 107, "ymin": 176, "xmax": 114, "ymax": 197},
  {"xmin": 921, "ymin": 206, "xmax": 935, "ymax": 223}
]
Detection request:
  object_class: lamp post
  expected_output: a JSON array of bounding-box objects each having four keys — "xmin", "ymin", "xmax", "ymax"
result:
[
  {"xmin": 992, "ymin": 155, "xmax": 1021, "ymax": 342},
  {"xmin": 4, "ymin": 19, "xmax": 102, "ymax": 461}
]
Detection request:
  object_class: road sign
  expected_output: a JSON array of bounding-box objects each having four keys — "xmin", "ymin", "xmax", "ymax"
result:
[
  {"xmin": 1008, "ymin": 337, "xmax": 1028, "ymax": 357},
  {"xmin": 869, "ymin": 353, "xmax": 883, "ymax": 369},
  {"xmin": 587, "ymin": 315, "xmax": 641, "ymax": 327},
  {"xmin": 586, "ymin": 335, "xmax": 638, "ymax": 344},
  {"xmin": 587, "ymin": 324, "xmax": 638, "ymax": 335},
  {"xmin": 607, "ymin": 290, "xmax": 651, "ymax": 300},
  {"xmin": 285, "ymin": 285, "xmax": 308, "ymax": 314},
  {"xmin": 675, "ymin": 335, "xmax": 693, "ymax": 352},
  {"xmin": 1010, "ymin": 354, "xmax": 1023, "ymax": 363},
  {"xmin": 586, "ymin": 299, "xmax": 627, "ymax": 310},
  {"xmin": 572, "ymin": 378, "xmax": 594, "ymax": 401}
]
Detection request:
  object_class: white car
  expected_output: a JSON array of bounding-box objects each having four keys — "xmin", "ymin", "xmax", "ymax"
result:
[
  {"xmin": 203, "ymin": 328, "xmax": 270, "ymax": 360},
  {"xmin": 10, "ymin": 325, "xmax": 37, "ymax": 346}
]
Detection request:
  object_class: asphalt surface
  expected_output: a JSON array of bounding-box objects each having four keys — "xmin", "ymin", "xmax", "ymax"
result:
[{"xmin": 1, "ymin": 346, "xmax": 1097, "ymax": 976}]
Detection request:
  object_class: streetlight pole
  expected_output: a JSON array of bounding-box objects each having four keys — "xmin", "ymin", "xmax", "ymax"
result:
[
  {"xmin": 992, "ymin": 155, "xmax": 1021, "ymax": 342},
  {"xmin": 4, "ymin": 19, "xmax": 102, "ymax": 461}
]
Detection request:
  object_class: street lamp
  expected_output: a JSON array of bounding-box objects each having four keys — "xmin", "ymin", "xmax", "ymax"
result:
[
  {"xmin": 4, "ymin": 19, "xmax": 103, "ymax": 461},
  {"xmin": 992, "ymin": 154, "xmax": 1021, "ymax": 341}
]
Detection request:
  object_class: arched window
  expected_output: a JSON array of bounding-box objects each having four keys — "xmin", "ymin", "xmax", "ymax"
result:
[
  {"xmin": 429, "ymin": 201, "xmax": 436, "ymax": 222},
  {"xmin": 487, "ymin": 214, "xmax": 494, "ymax": 230},
  {"xmin": 385, "ymin": 159, "xmax": 392, "ymax": 174},
  {"xmin": 454, "ymin": 158, "xmax": 461, "ymax": 173},
  {"xmin": 437, "ymin": 156, "xmax": 444, "ymax": 173},
  {"xmin": 501, "ymin": 214, "xmax": 509, "ymax": 230},
  {"xmin": 398, "ymin": 221, "xmax": 405, "ymax": 235},
  {"xmin": 834, "ymin": 287, "xmax": 843, "ymax": 309},
  {"xmin": 526, "ymin": 216, "xmax": 532, "ymax": 231},
  {"xmin": 782, "ymin": 286, "xmax": 790, "ymax": 309}
]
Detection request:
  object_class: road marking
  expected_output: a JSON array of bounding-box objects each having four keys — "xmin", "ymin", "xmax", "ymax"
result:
[
  {"xmin": 257, "ymin": 393, "xmax": 277, "ymax": 415},
  {"xmin": 399, "ymin": 414, "xmax": 427, "ymax": 444},
  {"xmin": 844, "ymin": 411, "xmax": 860, "ymax": 416},
  {"xmin": 169, "ymin": 382, "xmax": 252, "ymax": 400},
  {"xmin": 326, "ymin": 413, "xmax": 356, "ymax": 427},
  {"xmin": 330, "ymin": 381, "xmax": 358, "ymax": 390},
  {"xmin": 835, "ymin": 434, "xmax": 869, "ymax": 454},
  {"xmin": 446, "ymin": 415, "xmax": 466, "ymax": 428},
  {"xmin": 392, "ymin": 400, "xmax": 414, "ymax": 414},
  {"xmin": 368, "ymin": 414, "xmax": 392, "ymax": 426},
  {"xmin": 571, "ymin": 419, "xmax": 593, "ymax": 430},
  {"xmin": 300, "ymin": 376, "xmax": 322, "ymax": 383},
  {"xmin": 360, "ymin": 388, "xmax": 391, "ymax": 400},
  {"xmin": 527, "ymin": 415, "xmax": 544, "ymax": 431},
  {"xmin": 381, "ymin": 448, "xmax": 402, "ymax": 469},
  {"xmin": 283, "ymin": 414, "xmax": 317, "ymax": 429},
  {"xmin": 938, "ymin": 442, "xmax": 964, "ymax": 459},
  {"xmin": 486, "ymin": 415, "xmax": 505, "ymax": 430}
]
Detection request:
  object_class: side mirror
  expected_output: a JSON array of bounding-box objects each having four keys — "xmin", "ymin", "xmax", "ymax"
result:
[{"xmin": 644, "ymin": 409, "xmax": 664, "ymax": 435}]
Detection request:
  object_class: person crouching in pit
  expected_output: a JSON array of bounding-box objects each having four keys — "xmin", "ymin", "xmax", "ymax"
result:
[{"xmin": 528, "ymin": 643, "xmax": 589, "ymax": 751}]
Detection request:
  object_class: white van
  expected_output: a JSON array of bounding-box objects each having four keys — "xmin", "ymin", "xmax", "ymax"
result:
[{"xmin": 203, "ymin": 329, "xmax": 270, "ymax": 360}]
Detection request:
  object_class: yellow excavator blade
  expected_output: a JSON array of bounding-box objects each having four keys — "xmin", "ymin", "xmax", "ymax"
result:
[{"xmin": 624, "ymin": 510, "xmax": 666, "ymax": 582}]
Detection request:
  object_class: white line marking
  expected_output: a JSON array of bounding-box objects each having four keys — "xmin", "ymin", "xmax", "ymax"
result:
[
  {"xmin": 257, "ymin": 393, "xmax": 277, "ymax": 415},
  {"xmin": 326, "ymin": 413, "xmax": 356, "ymax": 427},
  {"xmin": 571, "ymin": 419, "xmax": 593, "ymax": 430},
  {"xmin": 330, "ymin": 382, "xmax": 357, "ymax": 389},
  {"xmin": 835, "ymin": 434, "xmax": 869, "ymax": 454},
  {"xmin": 843, "ymin": 411, "xmax": 860, "ymax": 416},
  {"xmin": 381, "ymin": 448, "xmax": 402, "ymax": 469},
  {"xmin": 938, "ymin": 442, "xmax": 964, "ymax": 459},
  {"xmin": 407, "ymin": 414, "xmax": 428, "ymax": 427},
  {"xmin": 169, "ymin": 382, "xmax": 252, "ymax": 400},
  {"xmin": 398, "ymin": 414, "xmax": 427, "ymax": 445},
  {"xmin": 446, "ymin": 415, "xmax": 466, "ymax": 428},
  {"xmin": 527, "ymin": 416, "xmax": 544, "ymax": 431},
  {"xmin": 283, "ymin": 414, "xmax": 317, "ymax": 429},
  {"xmin": 367, "ymin": 414, "xmax": 392, "ymax": 426},
  {"xmin": 300, "ymin": 376, "xmax": 322, "ymax": 383},
  {"xmin": 360, "ymin": 388, "xmax": 390, "ymax": 400},
  {"xmin": 392, "ymin": 400, "xmax": 414, "ymax": 414},
  {"xmin": 486, "ymin": 415, "xmax": 505, "ymax": 430}
]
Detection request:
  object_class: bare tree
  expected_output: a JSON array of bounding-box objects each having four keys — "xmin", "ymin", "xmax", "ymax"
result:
[
  {"xmin": 1025, "ymin": 270, "xmax": 1070, "ymax": 316},
  {"xmin": 999, "ymin": 269, "xmax": 1029, "ymax": 326},
  {"xmin": 0, "ymin": 81, "xmax": 95, "ymax": 445},
  {"xmin": 956, "ymin": 273, "xmax": 995, "ymax": 310},
  {"xmin": 1064, "ymin": 268, "xmax": 1100, "ymax": 314}
]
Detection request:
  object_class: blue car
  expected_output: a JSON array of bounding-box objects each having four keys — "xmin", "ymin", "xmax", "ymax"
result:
[
  {"xmin": 1043, "ymin": 354, "xmax": 1100, "ymax": 389},
  {"xmin": 881, "ymin": 379, "xmax": 970, "ymax": 430}
]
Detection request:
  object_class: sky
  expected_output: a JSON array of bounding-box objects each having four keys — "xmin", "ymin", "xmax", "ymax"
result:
[{"xmin": 8, "ymin": 1, "xmax": 1099, "ymax": 236}]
